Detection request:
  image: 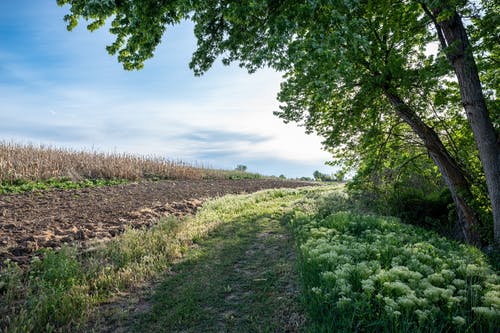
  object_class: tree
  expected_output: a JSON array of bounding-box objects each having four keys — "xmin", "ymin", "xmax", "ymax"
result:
[
  {"xmin": 56, "ymin": 0, "xmax": 498, "ymax": 244},
  {"xmin": 313, "ymin": 170, "xmax": 322, "ymax": 182},
  {"xmin": 235, "ymin": 165, "xmax": 247, "ymax": 172},
  {"xmin": 313, "ymin": 170, "xmax": 334, "ymax": 182},
  {"xmin": 418, "ymin": 0, "xmax": 500, "ymax": 244}
]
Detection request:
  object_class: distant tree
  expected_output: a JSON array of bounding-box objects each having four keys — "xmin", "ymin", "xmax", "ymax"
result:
[
  {"xmin": 235, "ymin": 165, "xmax": 247, "ymax": 172},
  {"xmin": 313, "ymin": 170, "xmax": 322, "ymax": 181},
  {"xmin": 313, "ymin": 170, "xmax": 334, "ymax": 182},
  {"xmin": 333, "ymin": 170, "xmax": 346, "ymax": 182},
  {"xmin": 278, "ymin": 174, "xmax": 286, "ymax": 180}
]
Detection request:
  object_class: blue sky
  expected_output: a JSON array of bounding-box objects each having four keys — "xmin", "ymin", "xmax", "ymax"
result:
[{"xmin": 0, "ymin": 1, "xmax": 335, "ymax": 178}]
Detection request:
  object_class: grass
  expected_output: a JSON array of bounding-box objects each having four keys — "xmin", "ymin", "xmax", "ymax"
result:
[
  {"xmin": 0, "ymin": 186, "xmax": 324, "ymax": 333},
  {"xmin": 128, "ymin": 203, "xmax": 305, "ymax": 332},
  {"xmin": 0, "ymin": 141, "xmax": 262, "ymax": 188}
]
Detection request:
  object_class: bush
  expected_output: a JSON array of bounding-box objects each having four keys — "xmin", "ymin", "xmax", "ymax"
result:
[{"xmin": 387, "ymin": 188, "xmax": 454, "ymax": 230}]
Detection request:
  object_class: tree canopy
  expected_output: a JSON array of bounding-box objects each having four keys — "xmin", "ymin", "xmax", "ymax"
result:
[{"xmin": 56, "ymin": 0, "xmax": 499, "ymax": 245}]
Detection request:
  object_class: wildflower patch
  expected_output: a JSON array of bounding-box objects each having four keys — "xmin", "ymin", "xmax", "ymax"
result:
[{"xmin": 288, "ymin": 208, "xmax": 499, "ymax": 332}]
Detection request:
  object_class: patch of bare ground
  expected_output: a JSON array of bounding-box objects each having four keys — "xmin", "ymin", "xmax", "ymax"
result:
[{"xmin": 0, "ymin": 179, "xmax": 314, "ymax": 267}]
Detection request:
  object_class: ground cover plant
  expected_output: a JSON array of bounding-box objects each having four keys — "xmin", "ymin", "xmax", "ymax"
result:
[
  {"xmin": 286, "ymin": 191, "xmax": 500, "ymax": 332},
  {"xmin": 0, "ymin": 177, "xmax": 128, "ymax": 194}
]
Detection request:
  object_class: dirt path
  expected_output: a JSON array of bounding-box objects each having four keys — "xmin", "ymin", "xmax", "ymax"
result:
[
  {"xmin": 93, "ymin": 211, "xmax": 305, "ymax": 332},
  {"xmin": 0, "ymin": 179, "xmax": 313, "ymax": 267}
]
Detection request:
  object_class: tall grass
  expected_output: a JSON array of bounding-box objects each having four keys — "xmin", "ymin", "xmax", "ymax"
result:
[{"xmin": 0, "ymin": 141, "xmax": 260, "ymax": 183}]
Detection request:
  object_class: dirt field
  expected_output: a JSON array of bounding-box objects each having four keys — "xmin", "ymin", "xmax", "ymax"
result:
[{"xmin": 0, "ymin": 179, "xmax": 314, "ymax": 267}]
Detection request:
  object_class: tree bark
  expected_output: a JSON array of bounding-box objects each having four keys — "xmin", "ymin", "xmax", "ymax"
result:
[
  {"xmin": 424, "ymin": 6, "xmax": 500, "ymax": 244},
  {"xmin": 383, "ymin": 88, "xmax": 481, "ymax": 244}
]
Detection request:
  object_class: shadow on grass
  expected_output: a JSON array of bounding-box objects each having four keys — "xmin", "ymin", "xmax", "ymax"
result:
[{"xmin": 128, "ymin": 213, "xmax": 305, "ymax": 333}]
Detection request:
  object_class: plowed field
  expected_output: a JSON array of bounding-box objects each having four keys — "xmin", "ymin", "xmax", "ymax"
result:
[{"xmin": 0, "ymin": 179, "xmax": 314, "ymax": 267}]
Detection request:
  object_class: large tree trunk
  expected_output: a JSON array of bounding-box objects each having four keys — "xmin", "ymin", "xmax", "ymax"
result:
[
  {"xmin": 383, "ymin": 88, "xmax": 481, "ymax": 244},
  {"xmin": 423, "ymin": 6, "xmax": 500, "ymax": 244}
]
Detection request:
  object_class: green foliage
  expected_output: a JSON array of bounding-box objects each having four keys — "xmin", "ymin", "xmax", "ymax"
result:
[
  {"xmin": 56, "ymin": 0, "xmax": 498, "ymax": 240},
  {"xmin": 25, "ymin": 248, "xmax": 89, "ymax": 332},
  {"xmin": 0, "ymin": 177, "xmax": 127, "ymax": 194},
  {"xmin": 286, "ymin": 191, "xmax": 500, "ymax": 332},
  {"xmin": 203, "ymin": 169, "xmax": 262, "ymax": 180},
  {"xmin": 387, "ymin": 188, "xmax": 454, "ymax": 229},
  {"xmin": 313, "ymin": 170, "xmax": 335, "ymax": 182},
  {"xmin": 348, "ymin": 168, "xmax": 457, "ymax": 236}
]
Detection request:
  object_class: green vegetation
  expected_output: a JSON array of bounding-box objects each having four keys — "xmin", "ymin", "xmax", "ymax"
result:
[
  {"xmin": 131, "ymin": 194, "xmax": 304, "ymax": 332},
  {"xmin": 0, "ymin": 177, "xmax": 128, "ymax": 194},
  {"xmin": 313, "ymin": 170, "xmax": 344, "ymax": 182},
  {"xmin": 235, "ymin": 164, "xmax": 248, "ymax": 172},
  {"xmin": 212, "ymin": 170, "xmax": 262, "ymax": 180},
  {"xmin": 1, "ymin": 186, "xmax": 498, "ymax": 332},
  {"xmin": 286, "ymin": 191, "xmax": 500, "ymax": 332}
]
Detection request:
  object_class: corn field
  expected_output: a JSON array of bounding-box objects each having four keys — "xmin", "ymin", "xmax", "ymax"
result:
[{"xmin": 0, "ymin": 141, "xmax": 231, "ymax": 182}]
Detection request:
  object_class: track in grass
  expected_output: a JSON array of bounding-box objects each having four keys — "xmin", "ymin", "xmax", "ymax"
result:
[{"xmin": 129, "ymin": 216, "xmax": 304, "ymax": 332}]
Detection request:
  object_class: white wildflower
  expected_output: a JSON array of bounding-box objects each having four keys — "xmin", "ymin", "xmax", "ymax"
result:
[
  {"xmin": 414, "ymin": 309, "xmax": 429, "ymax": 322},
  {"xmin": 473, "ymin": 306, "xmax": 500, "ymax": 320},
  {"xmin": 452, "ymin": 316, "xmax": 466, "ymax": 326},
  {"xmin": 483, "ymin": 290, "xmax": 500, "ymax": 308}
]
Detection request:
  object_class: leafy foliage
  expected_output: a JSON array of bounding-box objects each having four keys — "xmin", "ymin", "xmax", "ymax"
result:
[
  {"xmin": 234, "ymin": 164, "xmax": 247, "ymax": 172},
  {"xmin": 0, "ymin": 177, "xmax": 127, "ymax": 194}
]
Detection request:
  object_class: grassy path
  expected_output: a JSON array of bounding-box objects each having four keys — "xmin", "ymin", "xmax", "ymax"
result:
[{"xmin": 129, "ymin": 212, "xmax": 305, "ymax": 332}]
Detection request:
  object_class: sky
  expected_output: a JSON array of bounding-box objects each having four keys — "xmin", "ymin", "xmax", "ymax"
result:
[{"xmin": 0, "ymin": 1, "xmax": 335, "ymax": 178}]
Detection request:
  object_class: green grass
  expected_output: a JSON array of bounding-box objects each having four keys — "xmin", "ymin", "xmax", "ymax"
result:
[
  {"xmin": 129, "ymin": 201, "xmax": 306, "ymax": 332},
  {"xmin": 0, "ymin": 177, "xmax": 128, "ymax": 194}
]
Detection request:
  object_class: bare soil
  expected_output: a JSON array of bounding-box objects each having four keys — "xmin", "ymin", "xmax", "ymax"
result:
[{"xmin": 0, "ymin": 179, "xmax": 313, "ymax": 267}]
